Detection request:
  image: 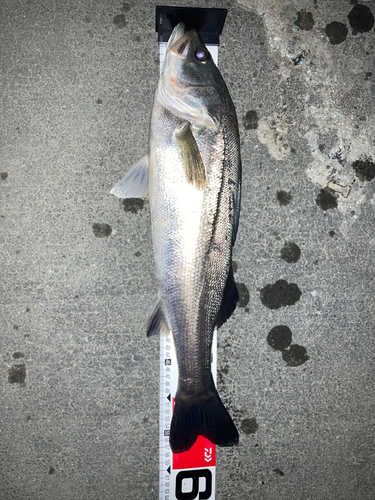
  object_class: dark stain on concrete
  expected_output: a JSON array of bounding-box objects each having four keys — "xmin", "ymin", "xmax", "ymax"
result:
[
  {"xmin": 134, "ymin": 250, "xmax": 142, "ymax": 257},
  {"xmin": 217, "ymin": 365, "xmax": 229, "ymax": 386},
  {"xmin": 325, "ymin": 21, "xmax": 348, "ymax": 45},
  {"xmin": 236, "ymin": 282, "xmax": 250, "ymax": 307},
  {"xmin": 12, "ymin": 352, "xmax": 25, "ymax": 359},
  {"xmin": 13, "ymin": 325, "xmax": 19, "ymax": 330},
  {"xmin": 122, "ymin": 198, "xmax": 144, "ymax": 213},
  {"xmin": 348, "ymin": 4, "xmax": 374, "ymax": 35},
  {"xmin": 280, "ymin": 242, "xmax": 301, "ymax": 263},
  {"xmin": 220, "ymin": 365, "xmax": 229, "ymax": 376},
  {"xmin": 282, "ymin": 344, "xmax": 309, "ymax": 366},
  {"xmin": 96, "ymin": 98, "xmax": 102, "ymax": 105},
  {"xmin": 232, "ymin": 260, "xmax": 238, "ymax": 274},
  {"xmin": 329, "ymin": 230, "xmax": 335, "ymax": 237},
  {"xmin": 292, "ymin": 52, "xmax": 305, "ymax": 66},
  {"xmin": 267, "ymin": 325, "xmax": 292, "ymax": 351},
  {"xmin": 240, "ymin": 417, "xmax": 259, "ymax": 435},
  {"xmin": 316, "ymin": 188, "xmax": 338, "ymax": 210},
  {"xmin": 273, "ymin": 468, "xmax": 285, "ymax": 477},
  {"xmin": 243, "ymin": 110, "xmax": 259, "ymax": 130},
  {"xmin": 364, "ymin": 72, "xmax": 372, "ymax": 81},
  {"xmin": 49, "ymin": 466, "xmax": 55, "ymax": 475},
  {"xmin": 260, "ymin": 280, "xmax": 302, "ymax": 309},
  {"xmin": 295, "ymin": 9, "xmax": 315, "ymax": 31},
  {"xmin": 8, "ymin": 364, "xmax": 26, "ymax": 383},
  {"xmin": 276, "ymin": 190, "xmax": 292, "ymax": 206},
  {"xmin": 1, "ymin": 172, "xmax": 8, "ymax": 180},
  {"xmin": 113, "ymin": 14, "xmax": 126, "ymax": 28},
  {"xmin": 92, "ymin": 223, "xmax": 112, "ymax": 237},
  {"xmin": 113, "ymin": 2, "xmax": 131, "ymax": 29},
  {"xmin": 352, "ymin": 157, "xmax": 375, "ymax": 181},
  {"xmin": 332, "ymin": 149, "xmax": 346, "ymax": 166}
]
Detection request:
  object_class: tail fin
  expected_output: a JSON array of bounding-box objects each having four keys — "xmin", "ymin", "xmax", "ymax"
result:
[{"xmin": 170, "ymin": 391, "xmax": 239, "ymax": 454}]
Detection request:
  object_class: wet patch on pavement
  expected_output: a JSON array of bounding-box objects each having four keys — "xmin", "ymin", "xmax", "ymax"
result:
[
  {"xmin": 260, "ymin": 280, "xmax": 302, "ymax": 309},
  {"xmin": 280, "ymin": 242, "xmax": 301, "ymax": 263},
  {"xmin": 92, "ymin": 223, "xmax": 112, "ymax": 237}
]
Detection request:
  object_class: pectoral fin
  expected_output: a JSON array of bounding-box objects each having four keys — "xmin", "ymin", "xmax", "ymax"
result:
[
  {"xmin": 110, "ymin": 155, "xmax": 149, "ymax": 198},
  {"xmin": 175, "ymin": 123, "xmax": 207, "ymax": 190}
]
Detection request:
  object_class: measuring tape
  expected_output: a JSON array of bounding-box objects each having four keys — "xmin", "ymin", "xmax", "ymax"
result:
[
  {"xmin": 156, "ymin": 8, "xmax": 227, "ymax": 499},
  {"xmin": 159, "ymin": 331, "xmax": 218, "ymax": 500}
]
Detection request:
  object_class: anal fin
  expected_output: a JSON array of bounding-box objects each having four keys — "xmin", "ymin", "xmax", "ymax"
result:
[{"xmin": 147, "ymin": 298, "xmax": 169, "ymax": 337}]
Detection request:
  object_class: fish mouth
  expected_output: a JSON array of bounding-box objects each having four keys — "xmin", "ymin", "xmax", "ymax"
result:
[
  {"xmin": 161, "ymin": 22, "xmax": 188, "ymax": 74},
  {"xmin": 170, "ymin": 30, "xmax": 196, "ymax": 56},
  {"xmin": 165, "ymin": 22, "xmax": 185, "ymax": 53}
]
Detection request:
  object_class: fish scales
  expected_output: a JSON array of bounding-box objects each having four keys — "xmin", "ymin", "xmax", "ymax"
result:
[
  {"xmin": 151, "ymin": 110, "xmax": 234, "ymax": 390},
  {"xmin": 111, "ymin": 22, "xmax": 241, "ymax": 453}
]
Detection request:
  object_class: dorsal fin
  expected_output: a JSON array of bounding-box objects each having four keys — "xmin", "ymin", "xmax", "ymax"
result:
[
  {"xmin": 216, "ymin": 264, "xmax": 239, "ymax": 328},
  {"xmin": 232, "ymin": 166, "xmax": 241, "ymax": 246}
]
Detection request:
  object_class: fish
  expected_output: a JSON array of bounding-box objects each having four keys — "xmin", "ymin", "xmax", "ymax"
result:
[{"xmin": 111, "ymin": 22, "xmax": 241, "ymax": 453}]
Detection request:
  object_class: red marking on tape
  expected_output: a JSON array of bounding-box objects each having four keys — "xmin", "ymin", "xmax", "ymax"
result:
[{"xmin": 173, "ymin": 435, "xmax": 216, "ymax": 469}]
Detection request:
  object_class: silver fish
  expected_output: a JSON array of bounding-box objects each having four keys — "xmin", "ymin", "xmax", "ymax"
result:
[{"xmin": 111, "ymin": 23, "xmax": 241, "ymax": 453}]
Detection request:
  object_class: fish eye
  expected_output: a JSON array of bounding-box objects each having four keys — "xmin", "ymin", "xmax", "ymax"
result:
[{"xmin": 195, "ymin": 49, "xmax": 209, "ymax": 61}]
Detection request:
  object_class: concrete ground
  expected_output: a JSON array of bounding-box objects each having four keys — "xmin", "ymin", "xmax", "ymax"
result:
[{"xmin": 1, "ymin": 0, "xmax": 374, "ymax": 498}]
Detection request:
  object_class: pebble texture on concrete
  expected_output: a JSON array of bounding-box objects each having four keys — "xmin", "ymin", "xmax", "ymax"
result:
[{"xmin": 1, "ymin": 1, "xmax": 374, "ymax": 499}]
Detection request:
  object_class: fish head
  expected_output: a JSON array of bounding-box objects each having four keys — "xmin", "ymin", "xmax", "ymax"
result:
[{"xmin": 158, "ymin": 22, "xmax": 230, "ymax": 130}]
